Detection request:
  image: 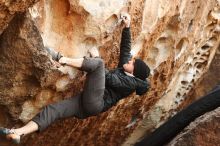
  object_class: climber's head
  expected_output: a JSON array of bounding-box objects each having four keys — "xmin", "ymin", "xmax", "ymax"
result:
[{"xmin": 123, "ymin": 58, "xmax": 150, "ymax": 80}]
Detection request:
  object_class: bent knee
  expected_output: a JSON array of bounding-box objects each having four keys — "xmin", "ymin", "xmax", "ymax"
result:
[
  {"xmin": 94, "ymin": 58, "xmax": 104, "ymax": 68},
  {"xmin": 81, "ymin": 57, "xmax": 104, "ymax": 72},
  {"xmin": 91, "ymin": 58, "xmax": 104, "ymax": 72},
  {"xmin": 83, "ymin": 102, "xmax": 103, "ymax": 116}
]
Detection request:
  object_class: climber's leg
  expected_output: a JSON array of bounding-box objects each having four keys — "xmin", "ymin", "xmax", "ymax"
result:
[
  {"xmin": 80, "ymin": 57, "xmax": 105, "ymax": 116},
  {"xmin": 1, "ymin": 94, "xmax": 81, "ymax": 143},
  {"xmin": 31, "ymin": 94, "xmax": 82, "ymax": 132},
  {"xmin": 3, "ymin": 57, "xmax": 105, "ymax": 140},
  {"xmin": 9, "ymin": 121, "xmax": 38, "ymax": 137},
  {"xmin": 59, "ymin": 57, "xmax": 84, "ymax": 68},
  {"xmin": 7, "ymin": 95, "xmax": 81, "ymax": 138},
  {"xmin": 44, "ymin": 47, "xmax": 85, "ymax": 68}
]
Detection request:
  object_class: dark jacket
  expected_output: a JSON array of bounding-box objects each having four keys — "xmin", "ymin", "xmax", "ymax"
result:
[{"xmin": 102, "ymin": 28, "xmax": 150, "ymax": 112}]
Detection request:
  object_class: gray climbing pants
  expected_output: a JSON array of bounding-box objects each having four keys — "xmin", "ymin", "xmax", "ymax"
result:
[{"xmin": 32, "ymin": 58, "xmax": 105, "ymax": 132}]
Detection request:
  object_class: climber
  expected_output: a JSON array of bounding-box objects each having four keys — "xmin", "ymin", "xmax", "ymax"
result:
[{"xmin": 0, "ymin": 13, "xmax": 150, "ymax": 144}]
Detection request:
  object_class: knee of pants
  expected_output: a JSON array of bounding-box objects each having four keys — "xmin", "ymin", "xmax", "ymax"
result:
[
  {"xmin": 83, "ymin": 103, "xmax": 103, "ymax": 116},
  {"xmin": 82, "ymin": 57, "xmax": 104, "ymax": 73},
  {"xmin": 44, "ymin": 104, "xmax": 62, "ymax": 119},
  {"xmin": 94, "ymin": 58, "xmax": 104, "ymax": 69}
]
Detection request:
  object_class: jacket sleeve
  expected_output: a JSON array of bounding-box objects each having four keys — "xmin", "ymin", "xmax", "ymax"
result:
[
  {"xmin": 135, "ymin": 79, "xmax": 150, "ymax": 95},
  {"xmin": 118, "ymin": 27, "xmax": 132, "ymax": 68}
]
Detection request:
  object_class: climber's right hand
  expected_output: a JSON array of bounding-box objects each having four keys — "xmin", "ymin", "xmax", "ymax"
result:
[{"xmin": 121, "ymin": 13, "xmax": 131, "ymax": 28}]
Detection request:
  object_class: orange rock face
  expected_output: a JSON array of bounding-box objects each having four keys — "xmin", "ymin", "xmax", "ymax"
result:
[
  {"xmin": 0, "ymin": 0, "xmax": 219, "ymax": 146},
  {"xmin": 0, "ymin": 0, "xmax": 40, "ymax": 34}
]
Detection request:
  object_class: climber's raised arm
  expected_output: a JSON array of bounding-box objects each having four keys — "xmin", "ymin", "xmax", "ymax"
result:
[{"xmin": 118, "ymin": 13, "xmax": 132, "ymax": 68}]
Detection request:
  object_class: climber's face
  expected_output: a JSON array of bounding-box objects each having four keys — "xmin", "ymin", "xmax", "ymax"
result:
[{"xmin": 123, "ymin": 59, "xmax": 135, "ymax": 74}]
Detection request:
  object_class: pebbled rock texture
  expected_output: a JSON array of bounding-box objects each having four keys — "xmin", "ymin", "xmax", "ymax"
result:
[{"xmin": 0, "ymin": 0, "xmax": 40, "ymax": 34}]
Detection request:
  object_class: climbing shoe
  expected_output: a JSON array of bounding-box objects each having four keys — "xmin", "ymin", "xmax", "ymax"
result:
[
  {"xmin": 0, "ymin": 127, "xmax": 21, "ymax": 144},
  {"xmin": 45, "ymin": 47, "xmax": 63, "ymax": 61}
]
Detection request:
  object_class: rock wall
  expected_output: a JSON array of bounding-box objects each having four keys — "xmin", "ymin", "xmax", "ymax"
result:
[
  {"xmin": 0, "ymin": 0, "xmax": 219, "ymax": 146},
  {"xmin": 167, "ymin": 107, "xmax": 220, "ymax": 146},
  {"xmin": 165, "ymin": 41, "xmax": 220, "ymax": 146},
  {"xmin": 188, "ymin": 44, "xmax": 220, "ymax": 100},
  {"xmin": 123, "ymin": 0, "xmax": 220, "ymax": 144},
  {"xmin": 0, "ymin": 0, "xmax": 39, "ymax": 34}
]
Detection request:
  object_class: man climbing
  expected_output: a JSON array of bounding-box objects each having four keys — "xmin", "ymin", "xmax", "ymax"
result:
[{"xmin": 0, "ymin": 13, "xmax": 150, "ymax": 144}]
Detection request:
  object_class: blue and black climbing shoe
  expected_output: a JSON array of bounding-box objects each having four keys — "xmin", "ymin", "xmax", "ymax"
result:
[{"xmin": 0, "ymin": 127, "xmax": 21, "ymax": 144}]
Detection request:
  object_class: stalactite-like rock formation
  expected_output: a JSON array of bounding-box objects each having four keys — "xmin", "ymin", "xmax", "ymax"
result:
[{"xmin": 0, "ymin": 0, "xmax": 219, "ymax": 146}]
